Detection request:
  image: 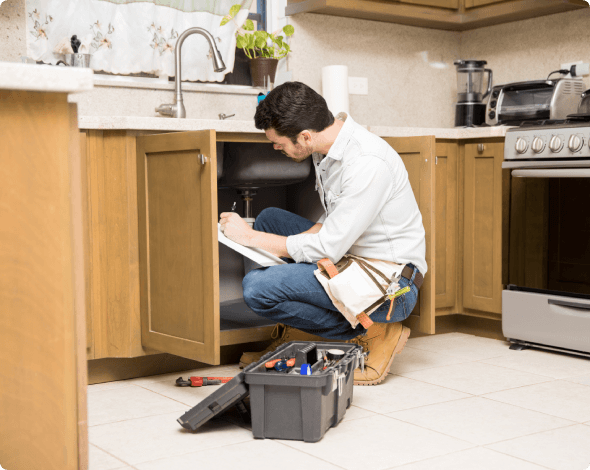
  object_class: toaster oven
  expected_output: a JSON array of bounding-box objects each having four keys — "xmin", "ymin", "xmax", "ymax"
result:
[{"xmin": 485, "ymin": 79, "xmax": 585, "ymax": 126}]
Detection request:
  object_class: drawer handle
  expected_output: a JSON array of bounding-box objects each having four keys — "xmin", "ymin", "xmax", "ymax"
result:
[
  {"xmin": 477, "ymin": 144, "xmax": 485, "ymax": 153},
  {"xmin": 198, "ymin": 154, "xmax": 207, "ymax": 165},
  {"xmin": 548, "ymin": 298, "xmax": 590, "ymax": 311}
]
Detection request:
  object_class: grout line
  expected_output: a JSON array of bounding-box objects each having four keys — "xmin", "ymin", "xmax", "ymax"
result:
[
  {"xmin": 88, "ymin": 410, "xmax": 195, "ymax": 428},
  {"xmin": 478, "ymin": 395, "xmax": 584, "ymax": 423},
  {"xmin": 274, "ymin": 440, "xmax": 349, "ymax": 470},
  {"xmin": 90, "ymin": 442, "xmax": 137, "ymax": 469},
  {"xmin": 354, "ymin": 394, "xmax": 475, "ymax": 416}
]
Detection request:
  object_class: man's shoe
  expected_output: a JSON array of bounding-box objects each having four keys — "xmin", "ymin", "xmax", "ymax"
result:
[
  {"xmin": 238, "ymin": 324, "xmax": 328, "ymax": 368},
  {"xmin": 350, "ymin": 322, "xmax": 410, "ymax": 386}
]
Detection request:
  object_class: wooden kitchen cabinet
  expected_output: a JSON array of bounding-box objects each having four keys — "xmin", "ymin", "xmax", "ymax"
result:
[
  {"xmin": 82, "ymin": 130, "xmax": 439, "ymax": 364},
  {"xmin": 383, "ymin": 136, "xmax": 436, "ymax": 335},
  {"xmin": 1, "ymin": 92, "xmax": 88, "ymax": 470},
  {"xmin": 285, "ymin": 0, "xmax": 587, "ymax": 31},
  {"xmin": 462, "ymin": 142, "xmax": 505, "ymax": 314},
  {"xmin": 435, "ymin": 142, "xmax": 458, "ymax": 311},
  {"xmin": 399, "ymin": 0, "xmax": 458, "ymax": 9},
  {"xmin": 136, "ymin": 131, "xmax": 221, "ymax": 364}
]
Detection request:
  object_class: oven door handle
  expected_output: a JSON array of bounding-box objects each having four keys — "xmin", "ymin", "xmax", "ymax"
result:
[
  {"xmin": 548, "ymin": 298, "xmax": 590, "ymax": 311},
  {"xmin": 512, "ymin": 169, "xmax": 590, "ymax": 178}
]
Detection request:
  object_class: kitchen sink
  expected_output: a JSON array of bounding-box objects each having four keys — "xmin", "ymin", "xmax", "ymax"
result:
[{"xmin": 218, "ymin": 142, "xmax": 311, "ymax": 189}]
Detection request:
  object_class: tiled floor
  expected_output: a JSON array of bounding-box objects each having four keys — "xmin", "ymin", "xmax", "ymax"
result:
[{"xmin": 87, "ymin": 333, "xmax": 590, "ymax": 470}]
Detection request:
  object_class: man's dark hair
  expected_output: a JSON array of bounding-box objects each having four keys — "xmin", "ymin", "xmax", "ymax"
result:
[{"xmin": 254, "ymin": 81, "xmax": 335, "ymax": 144}]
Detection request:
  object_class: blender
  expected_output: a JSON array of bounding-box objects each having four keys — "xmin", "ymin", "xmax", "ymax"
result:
[{"xmin": 454, "ymin": 60, "xmax": 493, "ymax": 127}]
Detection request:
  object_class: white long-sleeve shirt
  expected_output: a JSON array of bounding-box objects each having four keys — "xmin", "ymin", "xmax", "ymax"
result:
[{"xmin": 286, "ymin": 113, "xmax": 427, "ymax": 275}]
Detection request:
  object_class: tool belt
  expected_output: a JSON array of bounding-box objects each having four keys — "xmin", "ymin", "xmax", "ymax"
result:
[{"xmin": 314, "ymin": 254, "xmax": 423, "ymax": 330}]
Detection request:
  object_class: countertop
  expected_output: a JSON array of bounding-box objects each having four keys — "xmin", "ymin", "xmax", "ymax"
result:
[
  {"xmin": 78, "ymin": 115, "xmax": 511, "ymax": 139},
  {"xmin": 0, "ymin": 61, "xmax": 94, "ymax": 94}
]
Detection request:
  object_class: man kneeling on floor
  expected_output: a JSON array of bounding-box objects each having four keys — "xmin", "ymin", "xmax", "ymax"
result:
[{"xmin": 218, "ymin": 81, "xmax": 427, "ymax": 386}]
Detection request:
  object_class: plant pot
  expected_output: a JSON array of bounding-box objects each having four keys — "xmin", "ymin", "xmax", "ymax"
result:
[{"xmin": 249, "ymin": 58, "xmax": 278, "ymax": 88}]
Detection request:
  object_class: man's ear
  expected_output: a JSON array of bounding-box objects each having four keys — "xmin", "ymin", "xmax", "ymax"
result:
[{"xmin": 299, "ymin": 130, "xmax": 313, "ymax": 144}]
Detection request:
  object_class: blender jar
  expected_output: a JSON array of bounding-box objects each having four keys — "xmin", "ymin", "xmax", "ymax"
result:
[{"xmin": 455, "ymin": 60, "xmax": 493, "ymax": 103}]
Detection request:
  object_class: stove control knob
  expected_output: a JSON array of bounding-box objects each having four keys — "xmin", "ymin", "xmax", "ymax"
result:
[
  {"xmin": 549, "ymin": 135, "xmax": 564, "ymax": 152},
  {"xmin": 515, "ymin": 137, "xmax": 529, "ymax": 154},
  {"xmin": 568, "ymin": 134, "xmax": 583, "ymax": 153},
  {"xmin": 532, "ymin": 137, "xmax": 546, "ymax": 153}
]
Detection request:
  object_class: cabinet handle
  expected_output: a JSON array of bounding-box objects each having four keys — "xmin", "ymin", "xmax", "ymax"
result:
[
  {"xmin": 198, "ymin": 154, "xmax": 207, "ymax": 165},
  {"xmin": 477, "ymin": 144, "xmax": 485, "ymax": 153}
]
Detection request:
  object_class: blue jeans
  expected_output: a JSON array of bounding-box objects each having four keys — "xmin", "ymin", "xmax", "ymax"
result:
[{"xmin": 242, "ymin": 208, "xmax": 420, "ymax": 340}]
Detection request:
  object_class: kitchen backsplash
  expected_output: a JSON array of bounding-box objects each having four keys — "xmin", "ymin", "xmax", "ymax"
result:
[{"xmin": 1, "ymin": 0, "xmax": 588, "ymax": 126}]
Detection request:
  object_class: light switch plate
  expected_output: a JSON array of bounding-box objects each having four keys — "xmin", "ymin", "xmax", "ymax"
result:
[{"xmin": 348, "ymin": 77, "xmax": 368, "ymax": 95}]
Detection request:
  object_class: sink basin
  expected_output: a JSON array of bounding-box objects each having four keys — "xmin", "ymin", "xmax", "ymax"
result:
[{"xmin": 218, "ymin": 143, "xmax": 311, "ymax": 189}]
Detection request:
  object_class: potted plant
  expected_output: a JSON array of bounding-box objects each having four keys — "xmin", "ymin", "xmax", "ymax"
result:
[{"xmin": 221, "ymin": 4, "xmax": 294, "ymax": 88}]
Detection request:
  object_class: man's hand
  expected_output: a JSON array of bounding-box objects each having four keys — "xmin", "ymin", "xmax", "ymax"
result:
[{"xmin": 219, "ymin": 212, "xmax": 255, "ymax": 246}]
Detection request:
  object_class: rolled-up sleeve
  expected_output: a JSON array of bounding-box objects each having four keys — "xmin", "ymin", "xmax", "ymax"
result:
[{"xmin": 286, "ymin": 156, "xmax": 394, "ymax": 263}]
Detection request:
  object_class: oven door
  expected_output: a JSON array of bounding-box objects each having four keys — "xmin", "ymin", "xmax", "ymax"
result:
[{"xmin": 502, "ymin": 159, "xmax": 590, "ymax": 354}]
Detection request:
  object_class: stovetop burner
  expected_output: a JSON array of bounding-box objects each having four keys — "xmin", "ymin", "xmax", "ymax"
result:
[{"xmin": 518, "ymin": 115, "xmax": 590, "ymax": 128}]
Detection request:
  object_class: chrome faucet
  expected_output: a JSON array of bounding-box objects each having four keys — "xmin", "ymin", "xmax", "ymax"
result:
[{"xmin": 156, "ymin": 27, "xmax": 226, "ymax": 118}]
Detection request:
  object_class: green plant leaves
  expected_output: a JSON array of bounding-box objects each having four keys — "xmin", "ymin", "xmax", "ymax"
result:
[
  {"xmin": 283, "ymin": 25, "xmax": 294, "ymax": 36},
  {"xmin": 243, "ymin": 19, "xmax": 255, "ymax": 31},
  {"xmin": 220, "ymin": 3, "xmax": 241, "ymax": 26},
  {"xmin": 226, "ymin": 3, "xmax": 295, "ymax": 61}
]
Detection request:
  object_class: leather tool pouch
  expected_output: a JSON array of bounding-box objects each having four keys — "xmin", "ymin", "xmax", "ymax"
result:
[{"xmin": 314, "ymin": 254, "xmax": 398, "ymax": 330}]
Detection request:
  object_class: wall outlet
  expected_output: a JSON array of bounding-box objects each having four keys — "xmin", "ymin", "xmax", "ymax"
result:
[
  {"xmin": 348, "ymin": 76, "xmax": 368, "ymax": 95},
  {"xmin": 560, "ymin": 60, "xmax": 584, "ymax": 78}
]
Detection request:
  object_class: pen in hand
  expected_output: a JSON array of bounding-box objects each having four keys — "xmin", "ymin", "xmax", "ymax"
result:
[{"xmin": 231, "ymin": 202, "xmax": 236, "ymax": 212}]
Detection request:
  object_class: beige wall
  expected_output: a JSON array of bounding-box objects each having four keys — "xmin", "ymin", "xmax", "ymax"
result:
[
  {"xmin": 2, "ymin": 1, "xmax": 589, "ymax": 125},
  {"xmin": 0, "ymin": 0, "xmax": 26, "ymax": 63},
  {"xmin": 288, "ymin": 13, "xmax": 460, "ymax": 128},
  {"xmin": 461, "ymin": 9, "xmax": 590, "ymax": 92}
]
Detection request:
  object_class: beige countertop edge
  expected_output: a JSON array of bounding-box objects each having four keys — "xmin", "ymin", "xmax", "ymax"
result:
[
  {"xmin": 0, "ymin": 62, "xmax": 94, "ymax": 94},
  {"xmin": 77, "ymin": 116, "xmax": 511, "ymax": 139}
]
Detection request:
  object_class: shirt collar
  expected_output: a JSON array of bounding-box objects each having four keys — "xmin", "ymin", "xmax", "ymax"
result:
[{"xmin": 324, "ymin": 112, "xmax": 355, "ymax": 161}]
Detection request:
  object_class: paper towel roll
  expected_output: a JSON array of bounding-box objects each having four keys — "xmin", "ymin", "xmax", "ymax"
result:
[{"xmin": 322, "ymin": 65, "xmax": 349, "ymax": 115}]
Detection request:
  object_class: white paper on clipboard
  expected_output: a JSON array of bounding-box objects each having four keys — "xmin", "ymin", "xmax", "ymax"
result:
[{"xmin": 217, "ymin": 223, "xmax": 286, "ymax": 267}]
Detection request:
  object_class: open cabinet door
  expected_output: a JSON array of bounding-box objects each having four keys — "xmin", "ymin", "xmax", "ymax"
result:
[
  {"xmin": 136, "ymin": 131, "xmax": 220, "ymax": 364},
  {"xmin": 382, "ymin": 136, "xmax": 436, "ymax": 334}
]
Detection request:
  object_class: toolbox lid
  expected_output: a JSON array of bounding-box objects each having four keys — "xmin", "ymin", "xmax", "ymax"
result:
[{"xmin": 176, "ymin": 370, "xmax": 249, "ymax": 432}]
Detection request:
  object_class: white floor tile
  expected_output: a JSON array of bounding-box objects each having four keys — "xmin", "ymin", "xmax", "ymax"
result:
[
  {"xmin": 340, "ymin": 404, "xmax": 377, "ymax": 422},
  {"xmin": 134, "ymin": 439, "xmax": 343, "ymax": 470},
  {"xmin": 88, "ymin": 444, "xmax": 131, "ymax": 470},
  {"xmin": 389, "ymin": 346, "xmax": 472, "ymax": 375},
  {"xmin": 390, "ymin": 446, "xmax": 549, "ymax": 470},
  {"xmin": 479, "ymin": 348, "xmax": 590, "ymax": 379},
  {"xmin": 387, "ymin": 397, "xmax": 573, "ymax": 445},
  {"xmin": 89, "ymin": 412, "xmax": 252, "ymax": 466},
  {"xmin": 88, "ymin": 382, "xmax": 136, "ymax": 394},
  {"xmin": 397, "ymin": 361, "xmax": 550, "ymax": 395},
  {"xmin": 565, "ymin": 374, "xmax": 590, "ymax": 386},
  {"xmin": 126, "ymin": 365, "xmax": 240, "ymax": 386},
  {"xmin": 87, "ymin": 385, "xmax": 188, "ymax": 426},
  {"xmin": 406, "ymin": 333, "xmax": 513, "ymax": 360},
  {"xmin": 353, "ymin": 375, "xmax": 471, "ymax": 414},
  {"xmin": 483, "ymin": 380, "xmax": 590, "ymax": 423},
  {"xmin": 280, "ymin": 414, "xmax": 473, "ymax": 470},
  {"xmin": 486, "ymin": 424, "xmax": 590, "ymax": 470},
  {"xmin": 136, "ymin": 379, "xmax": 224, "ymax": 408}
]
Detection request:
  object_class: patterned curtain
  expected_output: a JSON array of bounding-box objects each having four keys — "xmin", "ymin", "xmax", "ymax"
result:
[{"xmin": 26, "ymin": 0, "xmax": 253, "ymax": 81}]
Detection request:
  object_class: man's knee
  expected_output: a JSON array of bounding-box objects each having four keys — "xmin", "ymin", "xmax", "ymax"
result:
[
  {"xmin": 253, "ymin": 207, "xmax": 284, "ymax": 231},
  {"xmin": 242, "ymin": 269, "xmax": 271, "ymax": 311}
]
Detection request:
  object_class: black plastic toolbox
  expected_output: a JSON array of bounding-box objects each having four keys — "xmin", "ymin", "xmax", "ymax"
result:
[{"xmin": 177, "ymin": 340, "xmax": 363, "ymax": 443}]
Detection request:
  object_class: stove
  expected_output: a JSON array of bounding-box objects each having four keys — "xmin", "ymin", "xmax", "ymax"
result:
[
  {"xmin": 501, "ymin": 114, "xmax": 590, "ymax": 358},
  {"xmin": 504, "ymin": 115, "xmax": 590, "ymax": 161}
]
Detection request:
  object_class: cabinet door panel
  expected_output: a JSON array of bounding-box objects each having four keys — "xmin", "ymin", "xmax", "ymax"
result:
[
  {"xmin": 463, "ymin": 142, "xmax": 503, "ymax": 313},
  {"xmin": 465, "ymin": 0, "xmax": 504, "ymax": 8},
  {"xmin": 382, "ymin": 136, "xmax": 436, "ymax": 334},
  {"xmin": 137, "ymin": 131, "xmax": 220, "ymax": 364},
  {"xmin": 435, "ymin": 143, "xmax": 457, "ymax": 309}
]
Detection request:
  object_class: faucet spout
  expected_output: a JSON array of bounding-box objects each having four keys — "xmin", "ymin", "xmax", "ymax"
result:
[{"xmin": 156, "ymin": 27, "xmax": 227, "ymax": 119}]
